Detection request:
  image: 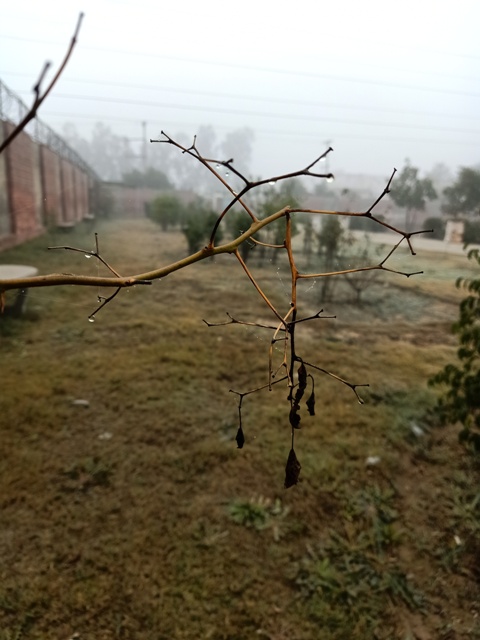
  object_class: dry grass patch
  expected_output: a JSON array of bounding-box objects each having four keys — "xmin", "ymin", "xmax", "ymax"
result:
[{"xmin": 1, "ymin": 219, "xmax": 479, "ymax": 639}]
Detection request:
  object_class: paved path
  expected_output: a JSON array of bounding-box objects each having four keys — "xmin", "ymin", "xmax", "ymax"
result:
[{"xmin": 356, "ymin": 231, "xmax": 479, "ymax": 256}]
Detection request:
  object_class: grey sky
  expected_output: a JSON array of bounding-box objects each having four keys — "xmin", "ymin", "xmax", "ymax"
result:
[{"xmin": 1, "ymin": 0, "xmax": 479, "ymax": 181}]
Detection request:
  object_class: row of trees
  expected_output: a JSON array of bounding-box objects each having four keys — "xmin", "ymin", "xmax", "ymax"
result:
[
  {"xmin": 389, "ymin": 161, "xmax": 480, "ymax": 225},
  {"xmin": 141, "ymin": 159, "xmax": 480, "ymax": 241},
  {"xmin": 63, "ymin": 122, "xmax": 480, "ymax": 230},
  {"xmin": 146, "ymin": 183, "xmax": 303, "ymax": 256},
  {"xmin": 147, "ymin": 180, "xmax": 383, "ymax": 306},
  {"xmin": 62, "ymin": 122, "xmax": 254, "ymax": 195}
]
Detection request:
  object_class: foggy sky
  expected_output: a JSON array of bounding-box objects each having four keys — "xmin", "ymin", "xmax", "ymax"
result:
[{"xmin": 1, "ymin": 0, "xmax": 479, "ymax": 182}]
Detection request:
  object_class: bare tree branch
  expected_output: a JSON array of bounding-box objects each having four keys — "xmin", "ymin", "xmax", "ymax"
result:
[
  {"xmin": 0, "ymin": 131, "xmax": 431, "ymax": 485},
  {"xmin": 0, "ymin": 13, "xmax": 84, "ymax": 153}
]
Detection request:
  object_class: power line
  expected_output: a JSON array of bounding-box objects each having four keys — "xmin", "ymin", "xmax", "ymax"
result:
[
  {"xmin": 16, "ymin": 91, "xmax": 480, "ymax": 137},
  {"xmin": 41, "ymin": 110, "xmax": 480, "ymax": 148},
  {"xmin": 2, "ymin": 35, "xmax": 480, "ymax": 98},
  {"xmin": 4, "ymin": 71, "xmax": 480, "ymax": 123},
  {"xmin": 2, "ymin": 19, "xmax": 480, "ymax": 62}
]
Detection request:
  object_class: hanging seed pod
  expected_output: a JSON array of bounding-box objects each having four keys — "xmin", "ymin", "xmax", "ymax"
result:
[
  {"xmin": 294, "ymin": 362, "xmax": 307, "ymax": 407},
  {"xmin": 289, "ymin": 406, "xmax": 301, "ymax": 429},
  {"xmin": 294, "ymin": 387, "xmax": 304, "ymax": 407},
  {"xmin": 235, "ymin": 426, "xmax": 245, "ymax": 449},
  {"xmin": 284, "ymin": 448, "xmax": 301, "ymax": 488},
  {"xmin": 298, "ymin": 363, "xmax": 307, "ymax": 390},
  {"xmin": 306, "ymin": 389, "xmax": 316, "ymax": 416}
]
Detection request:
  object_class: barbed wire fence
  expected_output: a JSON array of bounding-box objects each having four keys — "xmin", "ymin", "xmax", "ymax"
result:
[{"xmin": 0, "ymin": 78, "xmax": 98, "ymax": 181}]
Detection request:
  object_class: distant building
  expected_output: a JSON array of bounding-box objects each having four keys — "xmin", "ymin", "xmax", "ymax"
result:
[{"xmin": 444, "ymin": 220, "xmax": 464, "ymax": 244}]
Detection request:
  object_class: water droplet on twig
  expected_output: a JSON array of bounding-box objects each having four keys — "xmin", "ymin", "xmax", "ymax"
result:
[
  {"xmin": 88, "ymin": 316, "xmax": 95, "ymax": 323},
  {"xmin": 85, "ymin": 253, "xmax": 92, "ymax": 259}
]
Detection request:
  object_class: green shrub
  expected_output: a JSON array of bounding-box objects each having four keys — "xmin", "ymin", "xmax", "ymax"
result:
[
  {"xmin": 429, "ymin": 248, "xmax": 480, "ymax": 451},
  {"xmin": 182, "ymin": 203, "xmax": 223, "ymax": 254},
  {"xmin": 423, "ymin": 216, "xmax": 446, "ymax": 240},
  {"xmin": 148, "ymin": 193, "xmax": 186, "ymax": 231},
  {"xmin": 349, "ymin": 214, "xmax": 385, "ymax": 233},
  {"xmin": 463, "ymin": 220, "xmax": 480, "ymax": 245}
]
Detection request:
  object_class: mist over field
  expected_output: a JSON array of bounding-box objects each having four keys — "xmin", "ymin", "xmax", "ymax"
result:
[
  {"xmin": 1, "ymin": 2, "xmax": 480, "ymax": 638},
  {"xmin": 1, "ymin": 0, "xmax": 479, "ymax": 183}
]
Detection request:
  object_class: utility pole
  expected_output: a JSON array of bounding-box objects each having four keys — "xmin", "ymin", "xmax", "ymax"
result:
[
  {"xmin": 324, "ymin": 139, "xmax": 332, "ymax": 173},
  {"xmin": 142, "ymin": 121, "xmax": 147, "ymax": 172}
]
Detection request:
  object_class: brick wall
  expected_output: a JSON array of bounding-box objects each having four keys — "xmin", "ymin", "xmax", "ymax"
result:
[
  {"xmin": 40, "ymin": 145, "xmax": 63, "ymax": 226},
  {"xmin": 0, "ymin": 122, "xmax": 11, "ymax": 237},
  {"xmin": 0, "ymin": 120, "xmax": 94, "ymax": 251},
  {"xmin": 3, "ymin": 121, "xmax": 42, "ymax": 244},
  {"xmin": 73, "ymin": 164, "xmax": 89, "ymax": 221}
]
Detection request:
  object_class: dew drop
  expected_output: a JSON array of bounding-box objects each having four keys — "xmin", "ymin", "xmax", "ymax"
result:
[
  {"xmin": 225, "ymin": 171, "xmax": 229, "ymax": 177},
  {"xmin": 88, "ymin": 316, "xmax": 95, "ymax": 323},
  {"xmin": 215, "ymin": 163, "xmax": 220, "ymax": 169},
  {"xmin": 268, "ymin": 180, "xmax": 276, "ymax": 185},
  {"xmin": 326, "ymin": 175, "xmax": 334, "ymax": 183},
  {"xmin": 85, "ymin": 253, "xmax": 92, "ymax": 259}
]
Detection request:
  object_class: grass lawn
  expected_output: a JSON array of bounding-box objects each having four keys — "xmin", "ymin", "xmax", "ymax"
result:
[{"xmin": 0, "ymin": 217, "xmax": 479, "ymax": 639}]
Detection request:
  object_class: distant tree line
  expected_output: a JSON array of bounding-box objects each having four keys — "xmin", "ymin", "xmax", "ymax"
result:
[
  {"xmin": 62, "ymin": 122, "xmax": 480, "ymax": 242},
  {"xmin": 62, "ymin": 122, "xmax": 254, "ymax": 195},
  {"xmin": 146, "ymin": 179, "xmax": 385, "ymax": 307}
]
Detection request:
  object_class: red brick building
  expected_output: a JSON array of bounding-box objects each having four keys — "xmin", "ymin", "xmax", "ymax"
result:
[{"xmin": 0, "ymin": 119, "xmax": 95, "ymax": 251}]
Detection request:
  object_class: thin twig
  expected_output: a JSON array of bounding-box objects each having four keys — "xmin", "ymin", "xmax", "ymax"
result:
[
  {"xmin": 365, "ymin": 168, "xmax": 397, "ymax": 215},
  {"xmin": 0, "ymin": 13, "xmax": 84, "ymax": 153},
  {"xmin": 49, "ymin": 232, "xmax": 122, "ymax": 278},
  {"xmin": 203, "ymin": 312, "xmax": 281, "ymax": 331},
  {"xmin": 234, "ymin": 249, "xmax": 286, "ymax": 324},
  {"xmin": 303, "ymin": 360, "xmax": 369, "ymax": 404},
  {"xmin": 230, "ymin": 376, "xmax": 288, "ymax": 399}
]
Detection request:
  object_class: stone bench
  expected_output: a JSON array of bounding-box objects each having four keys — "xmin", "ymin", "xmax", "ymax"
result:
[{"xmin": 0, "ymin": 264, "xmax": 39, "ymax": 316}]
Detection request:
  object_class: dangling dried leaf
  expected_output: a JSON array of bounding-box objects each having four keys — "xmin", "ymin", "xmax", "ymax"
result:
[
  {"xmin": 0, "ymin": 291, "xmax": 5, "ymax": 314},
  {"xmin": 284, "ymin": 448, "xmax": 301, "ymax": 488},
  {"xmin": 289, "ymin": 406, "xmax": 301, "ymax": 429},
  {"xmin": 298, "ymin": 363, "xmax": 307, "ymax": 390},
  {"xmin": 235, "ymin": 426, "xmax": 245, "ymax": 449},
  {"xmin": 294, "ymin": 386, "xmax": 304, "ymax": 406},
  {"xmin": 306, "ymin": 390, "xmax": 316, "ymax": 416}
]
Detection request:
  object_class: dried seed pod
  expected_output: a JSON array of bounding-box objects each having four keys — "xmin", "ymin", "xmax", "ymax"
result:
[
  {"xmin": 294, "ymin": 387, "xmax": 304, "ymax": 406},
  {"xmin": 306, "ymin": 390, "xmax": 316, "ymax": 416},
  {"xmin": 235, "ymin": 426, "xmax": 245, "ymax": 449},
  {"xmin": 289, "ymin": 406, "xmax": 301, "ymax": 429},
  {"xmin": 298, "ymin": 363, "xmax": 307, "ymax": 390},
  {"xmin": 284, "ymin": 448, "xmax": 301, "ymax": 488}
]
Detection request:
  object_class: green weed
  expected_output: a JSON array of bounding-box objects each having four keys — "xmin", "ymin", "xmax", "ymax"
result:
[
  {"xmin": 60, "ymin": 456, "xmax": 114, "ymax": 492},
  {"xmin": 292, "ymin": 536, "xmax": 424, "ymax": 635},
  {"xmin": 228, "ymin": 495, "xmax": 290, "ymax": 540}
]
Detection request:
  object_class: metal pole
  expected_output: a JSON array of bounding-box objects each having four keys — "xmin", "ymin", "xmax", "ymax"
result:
[{"xmin": 142, "ymin": 120, "xmax": 147, "ymax": 172}]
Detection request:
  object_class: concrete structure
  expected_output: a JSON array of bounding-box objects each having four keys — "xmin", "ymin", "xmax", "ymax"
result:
[{"xmin": 444, "ymin": 220, "xmax": 464, "ymax": 244}]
